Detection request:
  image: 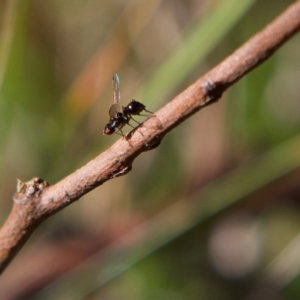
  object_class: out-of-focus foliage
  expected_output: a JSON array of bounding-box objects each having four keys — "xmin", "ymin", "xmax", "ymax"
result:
[{"xmin": 0, "ymin": 0, "xmax": 300, "ymax": 299}]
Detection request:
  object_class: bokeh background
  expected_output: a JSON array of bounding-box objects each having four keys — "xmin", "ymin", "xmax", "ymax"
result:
[{"xmin": 1, "ymin": 0, "xmax": 300, "ymax": 299}]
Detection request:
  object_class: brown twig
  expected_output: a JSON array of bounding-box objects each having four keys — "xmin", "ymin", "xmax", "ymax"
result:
[{"xmin": 0, "ymin": 1, "xmax": 300, "ymax": 274}]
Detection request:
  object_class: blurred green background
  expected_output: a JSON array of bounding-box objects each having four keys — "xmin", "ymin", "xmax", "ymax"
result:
[{"xmin": 1, "ymin": 0, "xmax": 300, "ymax": 299}]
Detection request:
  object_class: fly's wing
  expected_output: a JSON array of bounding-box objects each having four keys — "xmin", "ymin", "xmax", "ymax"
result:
[
  {"xmin": 112, "ymin": 73, "xmax": 120, "ymax": 105},
  {"xmin": 109, "ymin": 73, "xmax": 121, "ymax": 118}
]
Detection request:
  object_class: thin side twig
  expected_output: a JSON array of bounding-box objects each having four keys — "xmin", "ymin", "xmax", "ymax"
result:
[{"xmin": 0, "ymin": 1, "xmax": 300, "ymax": 274}]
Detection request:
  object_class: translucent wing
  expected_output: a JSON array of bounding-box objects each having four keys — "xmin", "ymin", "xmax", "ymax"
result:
[
  {"xmin": 109, "ymin": 73, "xmax": 121, "ymax": 118},
  {"xmin": 112, "ymin": 73, "xmax": 120, "ymax": 104}
]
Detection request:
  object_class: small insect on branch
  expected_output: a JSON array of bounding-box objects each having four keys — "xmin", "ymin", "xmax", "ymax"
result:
[{"xmin": 103, "ymin": 74, "xmax": 153, "ymax": 137}]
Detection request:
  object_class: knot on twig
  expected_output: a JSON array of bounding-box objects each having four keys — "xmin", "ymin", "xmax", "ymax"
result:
[
  {"xmin": 200, "ymin": 78, "xmax": 224, "ymax": 106},
  {"xmin": 144, "ymin": 134, "xmax": 162, "ymax": 151},
  {"xmin": 13, "ymin": 177, "xmax": 50, "ymax": 204}
]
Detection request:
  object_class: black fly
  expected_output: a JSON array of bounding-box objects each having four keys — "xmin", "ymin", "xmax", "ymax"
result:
[{"xmin": 103, "ymin": 73, "xmax": 153, "ymax": 136}]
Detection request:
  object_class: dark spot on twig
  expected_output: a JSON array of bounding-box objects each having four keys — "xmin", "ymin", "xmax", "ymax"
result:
[
  {"xmin": 111, "ymin": 165, "xmax": 132, "ymax": 178},
  {"xmin": 63, "ymin": 190, "xmax": 77, "ymax": 204},
  {"xmin": 201, "ymin": 79, "xmax": 224, "ymax": 106},
  {"xmin": 145, "ymin": 135, "xmax": 162, "ymax": 151}
]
